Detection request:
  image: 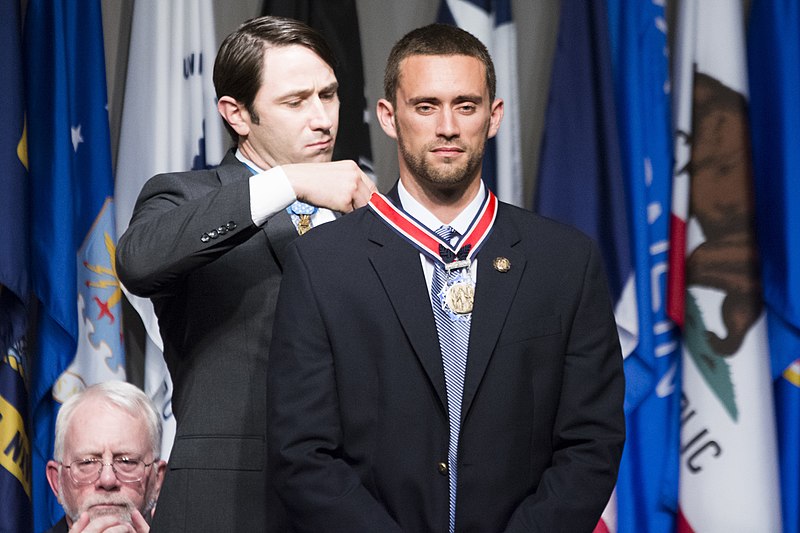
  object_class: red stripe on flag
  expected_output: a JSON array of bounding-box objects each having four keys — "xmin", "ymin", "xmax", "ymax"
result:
[
  {"xmin": 667, "ymin": 213, "xmax": 686, "ymax": 327},
  {"xmin": 677, "ymin": 507, "xmax": 696, "ymax": 533},
  {"xmin": 593, "ymin": 518, "xmax": 611, "ymax": 533}
]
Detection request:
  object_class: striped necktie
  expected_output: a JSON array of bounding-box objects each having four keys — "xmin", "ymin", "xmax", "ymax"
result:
[{"xmin": 430, "ymin": 225, "xmax": 471, "ymax": 533}]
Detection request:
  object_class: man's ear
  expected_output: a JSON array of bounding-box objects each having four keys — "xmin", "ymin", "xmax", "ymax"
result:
[
  {"xmin": 376, "ymin": 99, "xmax": 398, "ymax": 140},
  {"xmin": 487, "ymin": 98, "xmax": 504, "ymax": 140},
  {"xmin": 46, "ymin": 460, "xmax": 63, "ymax": 502},
  {"xmin": 217, "ymin": 96, "xmax": 251, "ymax": 137}
]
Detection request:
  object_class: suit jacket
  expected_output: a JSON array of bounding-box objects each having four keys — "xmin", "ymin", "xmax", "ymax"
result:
[
  {"xmin": 117, "ymin": 150, "xmax": 294, "ymax": 532},
  {"xmin": 267, "ymin": 193, "xmax": 625, "ymax": 532}
]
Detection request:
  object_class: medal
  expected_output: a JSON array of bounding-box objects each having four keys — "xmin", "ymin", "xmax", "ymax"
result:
[
  {"xmin": 287, "ymin": 201, "xmax": 318, "ymax": 235},
  {"xmin": 437, "ymin": 269, "xmax": 475, "ymax": 320},
  {"xmin": 445, "ymin": 281, "xmax": 475, "ymax": 315},
  {"xmin": 368, "ymin": 190, "xmax": 498, "ymax": 321}
]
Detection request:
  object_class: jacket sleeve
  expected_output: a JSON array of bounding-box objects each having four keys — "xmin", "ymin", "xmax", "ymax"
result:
[
  {"xmin": 267, "ymin": 242, "xmax": 404, "ymax": 533},
  {"xmin": 505, "ymin": 241, "xmax": 626, "ymax": 533},
  {"xmin": 116, "ymin": 170, "xmax": 259, "ymax": 298}
]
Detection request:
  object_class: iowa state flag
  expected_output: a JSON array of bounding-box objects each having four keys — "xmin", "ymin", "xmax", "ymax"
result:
[
  {"xmin": 747, "ymin": 1, "xmax": 800, "ymax": 531},
  {"xmin": 115, "ymin": 0, "xmax": 225, "ymax": 462},
  {"xmin": 669, "ymin": 0, "xmax": 780, "ymax": 530},
  {"xmin": 24, "ymin": 1, "xmax": 127, "ymax": 529}
]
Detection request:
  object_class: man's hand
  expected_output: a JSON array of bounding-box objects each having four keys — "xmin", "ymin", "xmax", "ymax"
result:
[
  {"xmin": 68, "ymin": 509, "xmax": 150, "ymax": 533},
  {"xmin": 283, "ymin": 160, "xmax": 377, "ymax": 213}
]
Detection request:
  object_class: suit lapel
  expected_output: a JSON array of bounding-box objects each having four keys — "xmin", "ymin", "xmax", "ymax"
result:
[
  {"xmin": 461, "ymin": 208, "xmax": 526, "ymax": 421},
  {"xmin": 214, "ymin": 150, "xmax": 300, "ymax": 269},
  {"xmin": 366, "ymin": 211, "xmax": 449, "ymax": 409}
]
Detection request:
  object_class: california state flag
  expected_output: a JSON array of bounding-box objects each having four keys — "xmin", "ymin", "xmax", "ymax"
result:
[{"xmin": 668, "ymin": 0, "xmax": 781, "ymax": 531}]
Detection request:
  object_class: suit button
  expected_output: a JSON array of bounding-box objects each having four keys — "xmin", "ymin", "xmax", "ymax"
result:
[
  {"xmin": 208, "ymin": 229, "xmax": 218, "ymax": 239},
  {"xmin": 201, "ymin": 233, "xmax": 210, "ymax": 243},
  {"xmin": 437, "ymin": 462, "xmax": 448, "ymax": 476},
  {"xmin": 217, "ymin": 225, "xmax": 228, "ymax": 235},
  {"xmin": 226, "ymin": 221, "xmax": 237, "ymax": 230}
]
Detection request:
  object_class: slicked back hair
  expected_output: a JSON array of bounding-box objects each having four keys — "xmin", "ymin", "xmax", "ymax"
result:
[{"xmin": 214, "ymin": 15, "xmax": 337, "ymax": 142}]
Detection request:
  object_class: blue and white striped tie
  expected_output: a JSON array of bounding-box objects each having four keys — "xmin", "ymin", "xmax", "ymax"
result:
[{"xmin": 430, "ymin": 225, "xmax": 470, "ymax": 533}]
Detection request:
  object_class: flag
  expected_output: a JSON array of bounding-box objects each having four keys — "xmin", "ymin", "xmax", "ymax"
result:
[
  {"xmin": 534, "ymin": 1, "xmax": 633, "ymax": 529},
  {"xmin": 1, "ymin": 2, "xmax": 33, "ymax": 529},
  {"xmin": 24, "ymin": 1, "xmax": 127, "ymax": 529},
  {"xmin": 262, "ymin": 0, "xmax": 373, "ymax": 173},
  {"xmin": 1, "ymin": 0, "xmax": 30, "ymax": 359},
  {"xmin": 115, "ymin": 0, "xmax": 225, "ymax": 461},
  {"xmin": 669, "ymin": 0, "xmax": 780, "ymax": 530},
  {"xmin": 606, "ymin": 1, "xmax": 680, "ymax": 531},
  {"xmin": 747, "ymin": 2, "xmax": 800, "ymax": 531},
  {"xmin": 437, "ymin": 0, "xmax": 523, "ymax": 206}
]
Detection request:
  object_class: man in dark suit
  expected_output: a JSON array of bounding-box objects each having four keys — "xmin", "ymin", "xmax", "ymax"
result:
[
  {"xmin": 268, "ymin": 23, "xmax": 625, "ymax": 532},
  {"xmin": 115, "ymin": 16, "xmax": 374, "ymax": 532},
  {"xmin": 44, "ymin": 381, "xmax": 166, "ymax": 533}
]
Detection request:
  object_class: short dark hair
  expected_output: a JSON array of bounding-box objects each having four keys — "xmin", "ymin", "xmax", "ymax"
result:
[
  {"xmin": 213, "ymin": 16, "xmax": 337, "ymax": 142},
  {"xmin": 384, "ymin": 23, "xmax": 496, "ymax": 106}
]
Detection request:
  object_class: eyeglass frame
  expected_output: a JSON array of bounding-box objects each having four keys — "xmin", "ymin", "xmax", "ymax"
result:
[{"xmin": 60, "ymin": 457, "xmax": 159, "ymax": 485}]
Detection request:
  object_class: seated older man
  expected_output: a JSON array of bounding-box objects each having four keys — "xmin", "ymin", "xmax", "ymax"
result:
[{"xmin": 45, "ymin": 381, "xmax": 166, "ymax": 533}]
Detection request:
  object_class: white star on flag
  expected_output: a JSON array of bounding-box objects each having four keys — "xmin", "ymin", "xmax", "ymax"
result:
[{"xmin": 71, "ymin": 124, "xmax": 83, "ymax": 152}]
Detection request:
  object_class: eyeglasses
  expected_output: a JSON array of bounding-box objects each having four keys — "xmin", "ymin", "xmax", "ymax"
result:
[{"xmin": 62, "ymin": 458, "xmax": 157, "ymax": 485}]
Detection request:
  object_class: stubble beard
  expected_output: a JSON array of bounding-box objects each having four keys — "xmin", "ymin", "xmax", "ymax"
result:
[{"xmin": 396, "ymin": 126, "xmax": 486, "ymax": 194}]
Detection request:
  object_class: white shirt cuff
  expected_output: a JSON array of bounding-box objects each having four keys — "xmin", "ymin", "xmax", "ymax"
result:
[{"xmin": 249, "ymin": 166, "xmax": 296, "ymax": 226}]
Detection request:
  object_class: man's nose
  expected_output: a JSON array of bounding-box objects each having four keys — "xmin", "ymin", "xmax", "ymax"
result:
[
  {"xmin": 309, "ymin": 96, "xmax": 334, "ymax": 131},
  {"xmin": 436, "ymin": 108, "xmax": 459, "ymax": 138},
  {"xmin": 96, "ymin": 462, "xmax": 121, "ymax": 488}
]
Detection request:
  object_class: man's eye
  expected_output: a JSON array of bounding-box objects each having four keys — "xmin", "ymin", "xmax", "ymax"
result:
[
  {"xmin": 416, "ymin": 105, "xmax": 434, "ymax": 114},
  {"xmin": 320, "ymin": 92, "xmax": 336, "ymax": 101},
  {"xmin": 285, "ymin": 100, "xmax": 302, "ymax": 108},
  {"xmin": 458, "ymin": 105, "xmax": 477, "ymax": 114}
]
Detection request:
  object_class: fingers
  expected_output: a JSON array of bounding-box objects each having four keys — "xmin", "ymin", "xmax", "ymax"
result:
[
  {"xmin": 68, "ymin": 511, "xmax": 145, "ymax": 533},
  {"xmin": 283, "ymin": 161, "xmax": 378, "ymax": 213},
  {"xmin": 129, "ymin": 509, "xmax": 151, "ymax": 533}
]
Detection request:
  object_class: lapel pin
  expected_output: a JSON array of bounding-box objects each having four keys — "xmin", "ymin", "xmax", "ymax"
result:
[{"xmin": 492, "ymin": 257, "xmax": 511, "ymax": 273}]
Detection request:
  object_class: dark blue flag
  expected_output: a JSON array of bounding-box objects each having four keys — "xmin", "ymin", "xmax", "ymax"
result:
[
  {"xmin": 534, "ymin": 1, "xmax": 633, "ymax": 529},
  {"xmin": 748, "ymin": 2, "xmax": 800, "ymax": 532},
  {"xmin": 0, "ymin": 1, "xmax": 32, "ymax": 529},
  {"xmin": 24, "ymin": 1, "xmax": 127, "ymax": 530}
]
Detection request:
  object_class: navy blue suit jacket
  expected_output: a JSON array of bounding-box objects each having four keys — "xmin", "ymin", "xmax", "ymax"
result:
[{"xmin": 268, "ymin": 194, "xmax": 625, "ymax": 532}]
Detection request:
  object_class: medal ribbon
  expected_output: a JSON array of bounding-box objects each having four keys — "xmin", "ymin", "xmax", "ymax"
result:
[{"xmin": 368, "ymin": 190, "xmax": 497, "ymax": 269}]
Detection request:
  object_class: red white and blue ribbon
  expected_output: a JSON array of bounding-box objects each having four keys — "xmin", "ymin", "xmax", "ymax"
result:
[{"xmin": 368, "ymin": 190, "xmax": 498, "ymax": 269}]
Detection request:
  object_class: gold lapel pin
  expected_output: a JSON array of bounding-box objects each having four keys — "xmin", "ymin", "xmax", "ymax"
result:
[{"xmin": 492, "ymin": 257, "xmax": 511, "ymax": 273}]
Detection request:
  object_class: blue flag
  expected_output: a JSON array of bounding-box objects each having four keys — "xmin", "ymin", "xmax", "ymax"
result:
[
  {"xmin": 606, "ymin": 2, "xmax": 680, "ymax": 531},
  {"xmin": 748, "ymin": 2, "xmax": 800, "ymax": 531},
  {"xmin": 437, "ymin": 0, "xmax": 523, "ymax": 206},
  {"xmin": 0, "ymin": 1, "xmax": 32, "ymax": 529},
  {"xmin": 24, "ymin": 1, "xmax": 127, "ymax": 530},
  {"xmin": 534, "ymin": 0, "xmax": 630, "ymax": 308},
  {"xmin": 534, "ymin": 8, "xmax": 630, "ymax": 531},
  {"xmin": 0, "ymin": 0, "xmax": 30, "ymax": 357}
]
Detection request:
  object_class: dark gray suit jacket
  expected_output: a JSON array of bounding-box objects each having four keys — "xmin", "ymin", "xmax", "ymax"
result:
[
  {"xmin": 117, "ymin": 150, "xmax": 293, "ymax": 531},
  {"xmin": 268, "ymin": 193, "xmax": 625, "ymax": 532}
]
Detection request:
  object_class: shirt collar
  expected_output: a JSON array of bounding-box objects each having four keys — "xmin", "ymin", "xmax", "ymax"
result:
[
  {"xmin": 397, "ymin": 179, "xmax": 487, "ymax": 237},
  {"xmin": 235, "ymin": 149, "xmax": 265, "ymax": 174}
]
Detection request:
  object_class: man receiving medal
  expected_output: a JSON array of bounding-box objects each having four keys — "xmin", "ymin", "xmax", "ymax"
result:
[{"xmin": 268, "ymin": 23, "xmax": 625, "ymax": 533}]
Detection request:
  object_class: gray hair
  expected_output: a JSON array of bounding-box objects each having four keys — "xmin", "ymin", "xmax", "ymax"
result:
[{"xmin": 53, "ymin": 381, "xmax": 162, "ymax": 461}]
